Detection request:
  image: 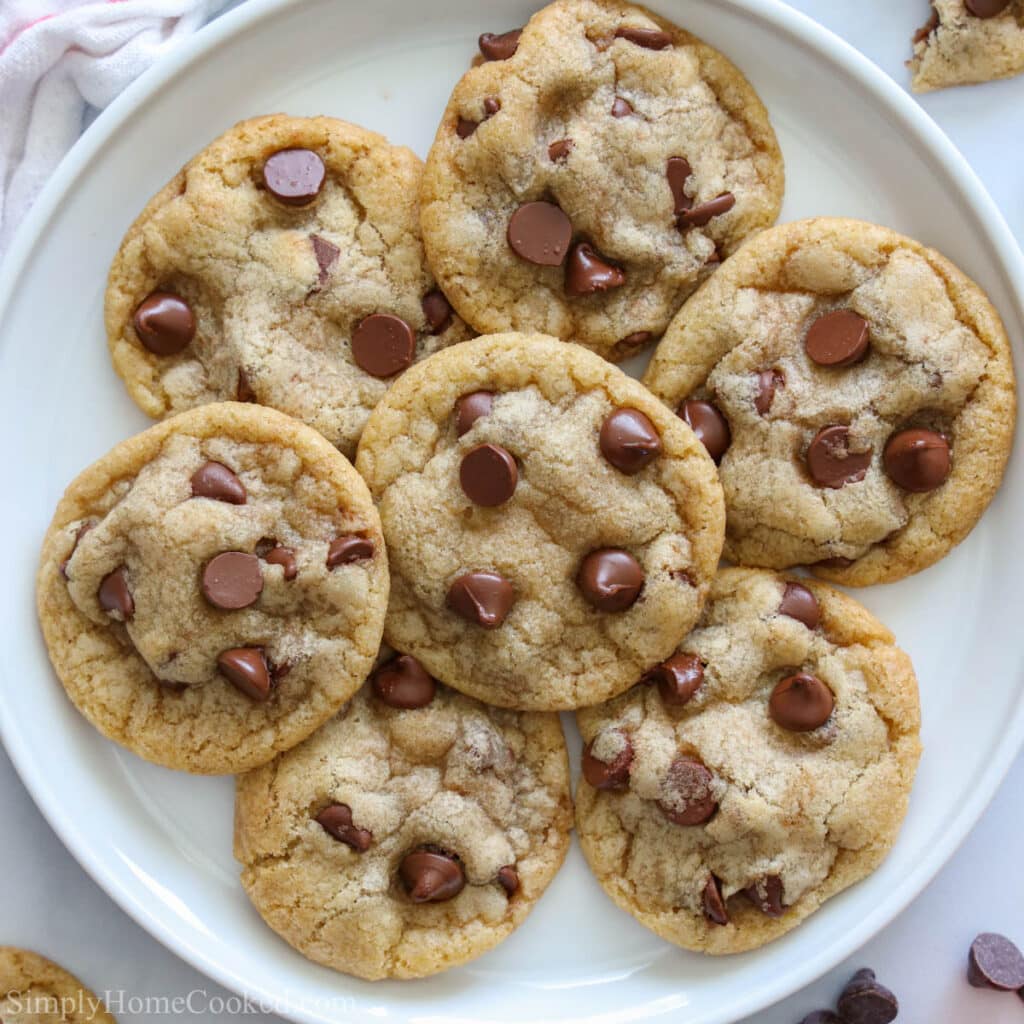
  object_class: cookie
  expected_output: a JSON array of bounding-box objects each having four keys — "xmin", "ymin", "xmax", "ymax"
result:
[
  {"xmin": 642, "ymin": 217, "xmax": 1016, "ymax": 586},
  {"xmin": 234, "ymin": 653, "xmax": 572, "ymax": 979},
  {"xmin": 420, "ymin": 0, "xmax": 783, "ymax": 361},
  {"xmin": 106, "ymin": 114, "xmax": 472, "ymax": 458},
  {"xmin": 575, "ymin": 568, "xmax": 922, "ymax": 954},
  {"xmin": 354, "ymin": 332, "xmax": 725, "ymax": 710},
  {"xmin": 0, "ymin": 947, "xmax": 115, "ymax": 1023},
  {"xmin": 37, "ymin": 402, "xmax": 388, "ymax": 774},
  {"xmin": 910, "ymin": 1, "xmax": 1024, "ymax": 92}
]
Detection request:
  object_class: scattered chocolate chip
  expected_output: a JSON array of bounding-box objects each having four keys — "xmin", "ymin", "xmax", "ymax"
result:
[
  {"xmin": 316, "ymin": 803, "xmax": 372, "ymax": 852},
  {"xmin": 59, "ymin": 522, "xmax": 93, "ymax": 579},
  {"xmin": 264, "ymin": 546, "xmax": 297, "ymax": 581},
  {"xmin": 262, "ymin": 148, "xmax": 326, "ymax": 206},
  {"xmin": 679, "ymin": 399, "xmax": 730, "ymax": 463},
  {"xmin": 455, "ymin": 391, "xmax": 495, "ymax": 436},
  {"xmin": 548, "ymin": 138, "xmax": 574, "ymax": 161},
  {"xmin": 497, "ymin": 865, "xmax": 520, "ymax": 896},
  {"xmin": 400, "ymin": 848, "xmax": 466, "ymax": 903},
  {"xmin": 372, "ymin": 654, "xmax": 436, "ymax": 709},
  {"xmin": 644, "ymin": 652, "xmax": 704, "ymax": 706},
  {"xmin": 577, "ymin": 549, "xmax": 644, "ymax": 611},
  {"xmin": 611, "ymin": 96, "xmax": 634, "ymax": 117},
  {"xmin": 202, "ymin": 551, "xmax": 263, "ymax": 610},
  {"xmin": 966, "ymin": 0, "xmax": 1011, "ymax": 16},
  {"xmin": 327, "ymin": 535, "xmax": 374, "ymax": 567},
  {"xmin": 506, "ymin": 201, "xmax": 573, "ymax": 266},
  {"xmin": 755, "ymin": 369, "xmax": 785, "ymax": 416},
  {"xmin": 778, "ymin": 581, "xmax": 820, "ymax": 629},
  {"xmin": 190, "ymin": 461, "xmax": 246, "ymax": 504},
  {"xmin": 805, "ymin": 310, "xmax": 870, "ymax": 367},
  {"xmin": 806, "ymin": 425, "xmax": 872, "ymax": 488},
  {"xmin": 581, "ymin": 732, "xmax": 633, "ymax": 789},
  {"xmin": 98, "ymin": 567, "xmax": 134, "ymax": 619},
  {"xmin": 460, "ymin": 443, "xmax": 518, "ymax": 506},
  {"xmin": 883, "ymin": 428, "xmax": 950, "ymax": 492},
  {"xmin": 702, "ymin": 874, "xmax": 729, "ymax": 926},
  {"xmin": 217, "ymin": 647, "xmax": 272, "ymax": 701},
  {"xmin": 456, "ymin": 117, "xmax": 479, "ymax": 139},
  {"xmin": 483, "ymin": 96, "xmax": 501, "ymax": 116},
  {"xmin": 479, "ymin": 28, "xmax": 522, "ymax": 60},
  {"xmin": 132, "ymin": 292, "xmax": 195, "ymax": 356},
  {"xmin": 236, "ymin": 368, "xmax": 256, "ymax": 402},
  {"xmin": 968, "ymin": 933, "xmax": 1024, "ymax": 990},
  {"xmin": 351, "ymin": 313, "xmax": 416, "ymax": 378},
  {"xmin": 913, "ymin": 7, "xmax": 940, "ymax": 42},
  {"xmin": 310, "ymin": 234, "xmax": 340, "ymax": 287},
  {"xmin": 799, "ymin": 1013, "xmax": 843, "ymax": 1024},
  {"xmin": 659, "ymin": 757, "xmax": 718, "ymax": 826},
  {"xmin": 678, "ymin": 192, "xmax": 735, "ymax": 228},
  {"xmin": 836, "ymin": 968, "xmax": 899, "ymax": 1024},
  {"xmin": 599, "ymin": 408, "xmax": 662, "ymax": 474},
  {"xmin": 447, "ymin": 571, "xmax": 514, "ymax": 628},
  {"xmin": 666, "ymin": 156, "xmax": 693, "ymax": 215},
  {"xmin": 743, "ymin": 875, "xmax": 785, "ymax": 917},
  {"xmin": 615, "ymin": 25, "xmax": 672, "ymax": 49},
  {"xmin": 421, "ymin": 290, "xmax": 453, "ymax": 334},
  {"xmin": 565, "ymin": 242, "xmax": 626, "ymax": 296}
]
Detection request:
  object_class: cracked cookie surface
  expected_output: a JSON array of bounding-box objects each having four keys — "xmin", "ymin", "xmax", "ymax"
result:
[
  {"xmin": 106, "ymin": 114, "xmax": 472, "ymax": 458},
  {"xmin": 0, "ymin": 947, "xmax": 115, "ymax": 1023},
  {"xmin": 420, "ymin": 0, "xmax": 783, "ymax": 361},
  {"xmin": 643, "ymin": 217, "xmax": 1016, "ymax": 586},
  {"xmin": 575, "ymin": 568, "xmax": 921, "ymax": 954},
  {"xmin": 234, "ymin": 659, "xmax": 572, "ymax": 979},
  {"xmin": 37, "ymin": 403, "xmax": 388, "ymax": 774},
  {"xmin": 355, "ymin": 332, "xmax": 725, "ymax": 710}
]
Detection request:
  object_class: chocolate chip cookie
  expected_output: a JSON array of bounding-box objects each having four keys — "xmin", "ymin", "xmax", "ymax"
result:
[
  {"xmin": 234, "ymin": 653, "xmax": 572, "ymax": 979},
  {"xmin": 354, "ymin": 332, "xmax": 725, "ymax": 710},
  {"xmin": 106, "ymin": 114, "xmax": 471, "ymax": 458},
  {"xmin": 910, "ymin": 1, "xmax": 1024, "ymax": 92},
  {"xmin": 0, "ymin": 947, "xmax": 115, "ymax": 1023},
  {"xmin": 643, "ymin": 217, "xmax": 1016, "ymax": 586},
  {"xmin": 575, "ymin": 568, "xmax": 921, "ymax": 954},
  {"xmin": 420, "ymin": 0, "xmax": 784, "ymax": 361},
  {"xmin": 37, "ymin": 402, "xmax": 388, "ymax": 774}
]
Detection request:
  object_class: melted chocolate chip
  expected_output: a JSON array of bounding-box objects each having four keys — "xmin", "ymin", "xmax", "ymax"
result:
[
  {"xmin": 310, "ymin": 234, "xmax": 340, "ymax": 288},
  {"xmin": 966, "ymin": 0, "xmax": 1011, "ymax": 16},
  {"xmin": 400, "ymin": 848, "xmax": 466, "ymax": 903},
  {"xmin": 190, "ymin": 461, "xmax": 246, "ymax": 504},
  {"xmin": 217, "ymin": 647, "xmax": 272, "ymax": 701},
  {"xmin": 770, "ymin": 673, "xmax": 834, "ymax": 732},
  {"xmin": 581, "ymin": 732, "xmax": 633, "ymax": 789},
  {"xmin": 455, "ymin": 391, "xmax": 494, "ymax": 436},
  {"xmin": 805, "ymin": 310, "xmax": 870, "ymax": 367},
  {"xmin": 565, "ymin": 243, "xmax": 626, "ymax": 296},
  {"xmin": 702, "ymin": 874, "xmax": 729, "ymax": 926},
  {"xmin": 883, "ymin": 428, "xmax": 950, "ymax": 492},
  {"xmin": 201, "ymin": 551, "xmax": 263, "ymax": 610},
  {"xmin": 678, "ymin": 192, "xmax": 735, "ymax": 228},
  {"xmin": 264, "ymin": 546, "xmax": 297, "ymax": 581},
  {"xmin": 351, "ymin": 313, "xmax": 416, "ymax": 378},
  {"xmin": 421, "ymin": 290, "xmax": 453, "ymax": 334},
  {"xmin": 778, "ymin": 582, "xmax": 820, "ymax": 629},
  {"xmin": 98, "ymin": 567, "xmax": 134, "ymax": 619},
  {"xmin": 611, "ymin": 96, "xmax": 634, "ymax": 117},
  {"xmin": 133, "ymin": 292, "xmax": 195, "ymax": 355},
  {"xmin": 327, "ymin": 535, "xmax": 375, "ymax": 567},
  {"xmin": 666, "ymin": 156, "xmax": 693, "ymax": 215},
  {"xmin": 754, "ymin": 369, "xmax": 784, "ymax": 416},
  {"xmin": 599, "ymin": 408, "xmax": 662, "ymax": 474},
  {"xmin": 679, "ymin": 400, "xmax": 730, "ymax": 463},
  {"xmin": 447, "ymin": 571, "xmax": 514, "ymax": 628},
  {"xmin": 658, "ymin": 757, "xmax": 718, "ymax": 826},
  {"xmin": 615, "ymin": 26, "xmax": 672, "ymax": 48},
  {"xmin": 743, "ymin": 875, "xmax": 785, "ymax": 917},
  {"xmin": 806, "ymin": 425, "xmax": 872, "ymax": 488},
  {"xmin": 460, "ymin": 443, "xmax": 518, "ymax": 506},
  {"xmin": 316, "ymin": 803, "xmax": 372, "ymax": 852},
  {"xmin": 371, "ymin": 654, "xmax": 436, "ymax": 709},
  {"xmin": 577, "ymin": 549, "xmax": 644, "ymax": 611},
  {"xmin": 548, "ymin": 138, "xmax": 574, "ymax": 161},
  {"xmin": 478, "ymin": 28, "xmax": 522, "ymax": 60},
  {"xmin": 497, "ymin": 865, "xmax": 520, "ymax": 896},
  {"xmin": 644, "ymin": 652, "xmax": 704, "ymax": 706},
  {"xmin": 262, "ymin": 148, "xmax": 325, "ymax": 206},
  {"xmin": 507, "ymin": 201, "xmax": 573, "ymax": 266}
]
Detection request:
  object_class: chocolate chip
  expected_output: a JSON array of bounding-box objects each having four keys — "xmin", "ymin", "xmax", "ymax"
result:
[
  {"xmin": 883, "ymin": 428, "xmax": 950, "ymax": 492},
  {"xmin": 190, "ymin": 461, "xmax": 246, "ymax": 504},
  {"xmin": 702, "ymin": 874, "xmax": 729, "ymax": 926},
  {"xmin": 600, "ymin": 408, "xmax": 662, "ymax": 474},
  {"xmin": 478, "ymin": 28, "xmax": 522, "ymax": 60},
  {"xmin": 447, "ymin": 571, "xmax": 514, "ymax": 628},
  {"xmin": 217, "ymin": 647, "xmax": 272, "ymax": 701},
  {"xmin": 679, "ymin": 399, "xmax": 730, "ymax": 463},
  {"xmin": 421, "ymin": 290, "xmax": 453, "ymax": 334},
  {"xmin": 805, "ymin": 310, "xmax": 870, "ymax": 367},
  {"xmin": 59, "ymin": 522, "xmax": 93, "ymax": 579},
  {"xmin": 836, "ymin": 969, "xmax": 898, "ymax": 1024},
  {"xmin": 351, "ymin": 313, "xmax": 416, "ymax": 378},
  {"xmin": 264, "ymin": 546, "xmax": 297, "ymax": 581},
  {"xmin": 743, "ymin": 874, "xmax": 785, "ymax": 917},
  {"xmin": 506, "ymin": 201, "xmax": 573, "ymax": 266},
  {"xmin": 644, "ymin": 652, "xmax": 704, "ymax": 706},
  {"xmin": 577, "ymin": 549, "xmax": 644, "ymax": 611},
  {"xmin": 236, "ymin": 368, "xmax": 256, "ymax": 402},
  {"xmin": 455, "ymin": 391, "xmax": 494, "ymax": 436},
  {"xmin": 483, "ymin": 96, "xmax": 501, "ymax": 116},
  {"xmin": 581, "ymin": 732, "xmax": 633, "ymax": 789},
  {"xmin": 666, "ymin": 157, "xmax": 693, "ymax": 215},
  {"xmin": 778, "ymin": 581, "xmax": 820, "ymax": 629},
  {"xmin": 262, "ymin": 148, "xmax": 325, "ymax": 206},
  {"xmin": 678, "ymin": 192, "xmax": 736, "ymax": 228},
  {"xmin": 913, "ymin": 7, "xmax": 940, "ymax": 42},
  {"xmin": 327, "ymin": 535, "xmax": 374, "ymax": 567},
  {"xmin": 548, "ymin": 138, "xmax": 574, "ymax": 161},
  {"xmin": 611, "ymin": 96, "xmax": 633, "ymax": 117},
  {"xmin": 806, "ymin": 425, "xmax": 872, "ymax": 488},
  {"xmin": 968, "ymin": 933, "xmax": 1024, "ymax": 990},
  {"xmin": 460, "ymin": 443, "xmax": 518, "ymax": 506},
  {"xmin": 615, "ymin": 26, "xmax": 672, "ymax": 49},
  {"xmin": 565, "ymin": 242, "xmax": 626, "ymax": 296},
  {"xmin": 497, "ymin": 865, "xmax": 520, "ymax": 896},
  {"xmin": 310, "ymin": 234, "xmax": 340, "ymax": 287},
  {"xmin": 658, "ymin": 757, "xmax": 718, "ymax": 826},
  {"xmin": 616, "ymin": 330, "xmax": 654, "ymax": 353},
  {"xmin": 755, "ymin": 369, "xmax": 784, "ymax": 416},
  {"xmin": 799, "ymin": 1013, "xmax": 843, "ymax": 1024},
  {"xmin": 98, "ymin": 567, "xmax": 134, "ymax": 619},
  {"xmin": 132, "ymin": 292, "xmax": 195, "ymax": 356},
  {"xmin": 372, "ymin": 654, "xmax": 436, "ymax": 709},
  {"xmin": 202, "ymin": 552, "xmax": 263, "ymax": 610},
  {"xmin": 400, "ymin": 848, "xmax": 466, "ymax": 903},
  {"xmin": 966, "ymin": 0, "xmax": 1011, "ymax": 16},
  {"xmin": 316, "ymin": 803, "xmax": 372, "ymax": 852},
  {"xmin": 456, "ymin": 117, "xmax": 479, "ymax": 139}
]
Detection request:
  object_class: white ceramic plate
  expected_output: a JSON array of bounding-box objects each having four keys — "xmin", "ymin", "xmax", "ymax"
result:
[{"xmin": 2, "ymin": 1, "xmax": 1023, "ymax": 1021}]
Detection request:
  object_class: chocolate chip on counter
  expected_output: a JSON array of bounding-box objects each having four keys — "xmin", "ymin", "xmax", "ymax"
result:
[
  {"xmin": 577, "ymin": 549, "xmax": 644, "ymax": 611},
  {"xmin": 548, "ymin": 138, "xmax": 574, "ymax": 161},
  {"xmin": 202, "ymin": 551, "xmax": 264, "ymax": 610},
  {"xmin": 805, "ymin": 310, "xmax": 870, "ymax": 367},
  {"xmin": 421, "ymin": 290, "xmax": 453, "ymax": 334},
  {"xmin": 264, "ymin": 545, "xmax": 297, "ymax": 581},
  {"xmin": 132, "ymin": 292, "xmax": 195, "ymax": 356},
  {"xmin": 770, "ymin": 673, "xmax": 834, "ymax": 732},
  {"xmin": 400, "ymin": 848, "xmax": 466, "ymax": 903},
  {"xmin": 236, "ymin": 368, "xmax": 256, "ymax": 402},
  {"xmin": 217, "ymin": 647, "xmax": 272, "ymax": 701},
  {"xmin": 460, "ymin": 443, "xmax": 518, "ymax": 506},
  {"xmin": 658, "ymin": 757, "xmax": 718, "ymax": 826},
  {"xmin": 581, "ymin": 731, "xmax": 633, "ymax": 789},
  {"xmin": 778, "ymin": 581, "xmax": 820, "ymax": 629},
  {"xmin": 966, "ymin": 0, "xmax": 1011, "ymax": 16},
  {"xmin": 327, "ymin": 535, "xmax": 375, "ymax": 567},
  {"xmin": 497, "ymin": 865, "xmax": 520, "ymax": 896},
  {"xmin": 350, "ymin": 312, "xmax": 416, "ymax": 378},
  {"xmin": 799, "ymin": 1013, "xmax": 843, "ymax": 1024},
  {"xmin": 506, "ymin": 201, "xmax": 573, "ymax": 266},
  {"xmin": 679, "ymin": 399, "xmax": 730, "ymax": 463},
  {"xmin": 565, "ymin": 243, "xmax": 626, "ymax": 296},
  {"xmin": 806, "ymin": 425, "xmax": 872, "ymax": 488},
  {"xmin": 678, "ymin": 192, "xmax": 735, "ymax": 228},
  {"xmin": 310, "ymin": 234, "xmax": 340, "ymax": 287},
  {"xmin": 743, "ymin": 875, "xmax": 785, "ymax": 917},
  {"xmin": 98, "ymin": 567, "xmax": 134, "ymax": 619},
  {"xmin": 755, "ymin": 369, "xmax": 784, "ymax": 416},
  {"xmin": 371, "ymin": 654, "xmax": 436, "ymax": 709},
  {"xmin": 262, "ymin": 148, "xmax": 326, "ymax": 206},
  {"xmin": 644, "ymin": 652, "xmax": 704, "ymax": 706},
  {"xmin": 702, "ymin": 874, "xmax": 729, "ymax": 926},
  {"xmin": 611, "ymin": 96, "xmax": 634, "ymax": 117},
  {"xmin": 666, "ymin": 156, "xmax": 693, "ymax": 215},
  {"xmin": 455, "ymin": 391, "xmax": 495, "ymax": 436},
  {"xmin": 615, "ymin": 25, "xmax": 672, "ymax": 49},
  {"xmin": 447, "ymin": 571, "xmax": 514, "ymax": 628},
  {"xmin": 968, "ymin": 933, "xmax": 1024, "ymax": 990},
  {"xmin": 190, "ymin": 461, "xmax": 246, "ymax": 504},
  {"xmin": 478, "ymin": 28, "xmax": 522, "ymax": 60},
  {"xmin": 599, "ymin": 408, "xmax": 662, "ymax": 474},
  {"xmin": 316, "ymin": 803, "xmax": 372, "ymax": 852},
  {"xmin": 836, "ymin": 968, "xmax": 899, "ymax": 1024},
  {"xmin": 883, "ymin": 428, "xmax": 950, "ymax": 492}
]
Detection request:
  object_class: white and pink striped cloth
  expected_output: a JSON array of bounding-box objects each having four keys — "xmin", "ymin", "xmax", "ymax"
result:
[{"xmin": 0, "ymin": 0, "xmax": 228, "ymax": 253}]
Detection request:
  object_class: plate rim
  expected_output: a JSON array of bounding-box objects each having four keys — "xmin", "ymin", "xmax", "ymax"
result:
[{"xmin": 2, "ymin": 0, "xmax": 1024, "ymax": 1021}]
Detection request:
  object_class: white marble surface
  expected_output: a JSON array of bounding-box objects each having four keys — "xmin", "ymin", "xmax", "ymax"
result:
[{"xmin": 3, "ymin": 2, "xmax": 1022, "ymax": 1021}]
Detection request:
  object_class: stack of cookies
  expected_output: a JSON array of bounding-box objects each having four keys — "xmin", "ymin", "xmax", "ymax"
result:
[{"xmin": 36, "ymin": 0, "xmax": 1016, "ymax": 984}]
